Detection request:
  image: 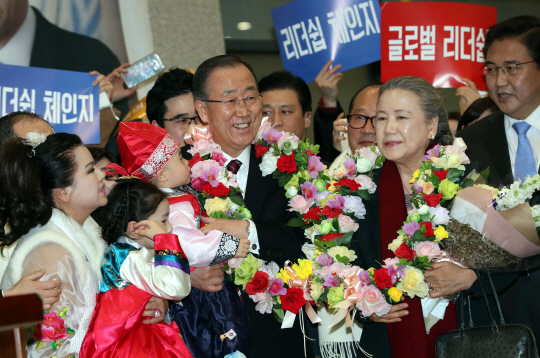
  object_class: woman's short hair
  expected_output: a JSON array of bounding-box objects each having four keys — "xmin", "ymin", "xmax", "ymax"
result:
[{"xmin": 378, "ymin": 76, "xmax": 453, "ymax": 146}]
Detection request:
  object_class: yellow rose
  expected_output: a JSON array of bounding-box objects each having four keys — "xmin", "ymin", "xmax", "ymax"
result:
[
  {"xmin": 310, "ymin": 282, "xmax": 325, "ymax": 302},
  {"xmin": 434, "ymin": 225, "xmax": 448, "ymax": 243},
  {"xmin": 397, "ymin": 266, "xmax": 429, "ymax": 298},
  {"xmin": 417, "ymin": 179, "xmax": 426, "ymax": 187},
  {"xmin": 430, "ymin": 157, "xmax": 449, "ymax": 170},
  {"xmin": 446, "ymin": 153, "xmax": 462, "ymax": 169},
  {"xmin": 439, "ymin": 179, "xmax": 459, "ymax": 200},
  {"xmin": 293, "ymin": 259, "xmax": 313, "ymax": 279},
  {"xmin": 422, "ymin": 182, "xmax": 434, "ymax": 195},
  {"xmin": 409, "ymin": 169, "xmax": 420, "ymax": 184},
  {"xmin": 388, "ymin": 287, "xmax": 403, "ymax": 302},
  {"xmin": 432, "ymin": 153, "xmax": 464, "ymax": 170},
  {"xmin": 388, "ymin": 236, "xmax": 404, "ymax": 252},
  {"xmin": 204, "ymin": 197, "xmax": 233, "ymax": 215},
  {"xmin": 327, "ymin": 246, "xmax": 357, "ymax": 263},
  {"xmin": 333, "ymin": 165, "xmax": 347, "ymax": 178}
]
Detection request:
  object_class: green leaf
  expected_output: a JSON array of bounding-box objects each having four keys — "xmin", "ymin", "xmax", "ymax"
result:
[
  {"xmin": 287, "ymin": 217, "xmax": 305, "ymax": 227},
  {"xmin": 273, "ymin": 308, "xmax": 285, "ymax": 323},
  {"xmin": 355, "ymin": 190, "xmax": 370, "ymax": 201},
  {"xmin": 341, "ymin": 232, "xmax": 353, "ymax": 246},
  {"xmin": 35, "ymin": 341, "xmax": 44, "ymax": 351},
  {"xmin": 332, "ymin": 217, "xmax": 340, "ymax": 232},
  {"xmin": 234, "ymin": 212, "xmax": 250, "ymax": 220},
  {"xmin": 410, "ymin": 230, "xmax": 427, "ymax": 242},
  {"xmin": 66, "ymin": 327, "xmax": 75, "ymax": 335},
  {"xmin": 446, "ymin": 168, "xmax": 463, "ymax": 183},
  {"xmin": 58, "ymin": 306, "xmax": 68, "ymax": 318},
  {"xmin": 317, "ymin": 288, "xmax": 330, "ymax": 305},
  {"xmin": 278, "ymin": 173, "xmax": 293, "ymax": 187},
  {"xmin": 51, "ymin": 341, "xmax": 57, "ymax": 351},
  {"xmin": 229, "ymin": 194, "xmax": 246, "ymax": 207},
  {"xmin": 335, "ymin": 254, "xmax": 350, "ymax": 264},
  {"xmin": 480, "ymin": 167, "xmax": 491, "ymax": 182},
  {"xmin": 272, "ymin": 168, "xmax": 282, "ymax": 178}
]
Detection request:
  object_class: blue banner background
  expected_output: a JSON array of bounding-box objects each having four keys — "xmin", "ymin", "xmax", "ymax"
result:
[
  {"xmin": 272, "ymin": 0, "xmax": 381, "ymax": 84},
  {"xmin": 0, "ymin": 64, "xmax": 100, "ymax": 144}
]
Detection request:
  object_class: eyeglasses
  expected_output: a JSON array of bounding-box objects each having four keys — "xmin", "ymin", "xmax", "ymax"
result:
[
  {"xmin": 481, "ymin": 61, "xmax": 537, "ymax": 77},
  {"xmin": 346, "ymin": 114, "xmax": 376, "ymax": 129},
  {"xmin": 202, "ymin": 94, "xmax": 262, "ymax": 110},
  {"xmin": 163, "ymin": 115, "xmax": 200, "ymax": 128}
]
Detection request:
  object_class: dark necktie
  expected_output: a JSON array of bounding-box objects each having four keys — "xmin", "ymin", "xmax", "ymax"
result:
[{"xmin": 226, "ymin": 159, "xmax": 242, "ymax": 175}]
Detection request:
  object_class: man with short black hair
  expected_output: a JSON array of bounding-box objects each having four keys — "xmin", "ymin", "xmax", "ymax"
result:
[
  {"xmin": 460, "ymin": 15, "xmax": 540, "ymax": 349},
  {"xmin": 0, "ymin": 110, "xmax": 53, "ymax": 147},
  {"xmin": 146, "ymin": 68, "xmax": 202, "ymax": 145},
  {"xmin": 258, "ymin": 71, "xmax": 312, "ymax": 140}
]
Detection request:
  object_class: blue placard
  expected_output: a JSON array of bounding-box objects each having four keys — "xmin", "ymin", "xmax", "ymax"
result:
[
  {"xmin": 272, "ymin": 0, "xmax": 381, "ymax": 83},
  {"xmin": 0, "ymin": 64, "xmax": 100, "ymax": 144}
]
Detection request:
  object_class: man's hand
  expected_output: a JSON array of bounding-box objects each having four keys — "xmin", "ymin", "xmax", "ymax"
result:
[
  {"xmin": 332, "ymin": 113, "xmax": 347, "ymax": 151},
  {"xmin": 106, "ymin": 63, "xmax": 138, "ymax": 103},
  {"xmin": 143, "ymin": 296, "xmax": 169, "ymax": 324},
  {"xmin": 191, "ymin": 264, "xmax": 224, "ymax": 293},
  {"xmin": 315, "ymin": 60, "xmax": 343, "ymax": 108},
  {"xmin": 424, "ymin": 261, "xmax": 477, "ymax": 298},
  {"xmin": 200, "ymin": 217, "xmax": 249, "ymax": 241},
  {"xmin": 90, "ymin": 71, "xmax": 113, "ymax": 102},
  {"xmin": 370, "ymin": 302, "xmax": 409, "ymax": 323},
  {"xmin": 455, "ymin": 78, "xmax": 480, "ymax": 115},
  {"xmin": 4, "ymin": 270, "xmax": 62, "ymax": 311}
]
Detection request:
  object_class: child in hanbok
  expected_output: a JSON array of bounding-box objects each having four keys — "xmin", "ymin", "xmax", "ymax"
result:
[
  {"xmin": 81, "ymin": 180, "xmax": 193, "ymax": 358},
  {"xmin": 105, "ymin": 122, "xmax": 251, "ymax": 358}
]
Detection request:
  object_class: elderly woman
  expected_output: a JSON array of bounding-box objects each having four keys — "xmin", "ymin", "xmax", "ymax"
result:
[{"xmin": 348, "ymin": 76, "xmax": 481, "ymax": 358}]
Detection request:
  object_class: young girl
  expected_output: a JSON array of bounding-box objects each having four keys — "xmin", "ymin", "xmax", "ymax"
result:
[
  {"xmin": 0, "ymin": 132, "xmax": 108, "ymax": 358},
  {"xmin": 81, "ymin": 180, "xmax": 193, "ymax": 358},
  {"xmin": 109, "ymin": 122, "xmax": 251, "ymax": 358}
]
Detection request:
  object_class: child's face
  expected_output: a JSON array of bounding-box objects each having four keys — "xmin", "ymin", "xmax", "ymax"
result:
[
  {"xmin": 135, "ymin": 199, "xmax": 172, "ymax": 250},
  {"xmin": 159, "ymin": 149, "xmax": 191, "ymax": 188},
  {"xmin": 94, "ymin": 157, "xmax": 118, "ymax": 196}
]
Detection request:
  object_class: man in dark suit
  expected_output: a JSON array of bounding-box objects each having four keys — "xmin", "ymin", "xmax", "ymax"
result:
[
  {"xmin": 192, "ymin": 55, "xmax": 314, "ymax": 357},
  {"xmin": 459, "ymin": 15, "xmax": 540, "ymax": 350}
]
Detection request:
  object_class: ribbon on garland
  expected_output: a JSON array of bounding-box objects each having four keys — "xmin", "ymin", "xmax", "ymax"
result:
[
  {"xmin": 328, "ymin": 268, "xmax": 363, "ymax": 329},
  {"xmin": 184, "ymin": 125, "xmax": 213, "ymax": 145}
]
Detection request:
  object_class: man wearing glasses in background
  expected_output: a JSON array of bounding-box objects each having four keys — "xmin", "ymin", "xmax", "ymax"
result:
[
  {"xmin": 146, "ymin": 67, "xmax": 203, "ymax": 145},
  {"xmin": 460, "ymin": 15, "xmax": 540, "ymax": 351},
  {"xmin": 328, "ymin": 84, "xmax": 380, "ymax": 171}
]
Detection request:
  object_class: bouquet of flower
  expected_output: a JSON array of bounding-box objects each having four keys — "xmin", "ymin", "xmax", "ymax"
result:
[
  {"xmin": 446, "ymin": 173, "xmax": 540, "ymax": 273},
  {"xmin": 188, "ymin": 140, "xmax": 251, "ymax": 220}
]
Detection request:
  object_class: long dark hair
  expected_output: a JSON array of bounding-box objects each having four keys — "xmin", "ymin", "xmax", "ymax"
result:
[
  {"xmin": 91, "ymin": 180, "xmax": 166, "ymax": 245},
  {"xmin": 0, "ymin": 133, "xmax": 83, "ymax": 254}
]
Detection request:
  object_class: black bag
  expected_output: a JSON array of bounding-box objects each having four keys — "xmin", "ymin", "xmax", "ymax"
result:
[{"xmin": 435, "ymin": 273, "xmax": 538, "ymax": 358}]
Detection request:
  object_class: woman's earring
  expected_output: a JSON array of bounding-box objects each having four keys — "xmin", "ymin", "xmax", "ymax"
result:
[{"xmin": 431, "ymin": 135, "xmax": 435, "ymax": 140}]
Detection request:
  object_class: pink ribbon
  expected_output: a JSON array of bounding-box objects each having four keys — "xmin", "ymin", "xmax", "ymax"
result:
[
  {"xmin": 184, "ymin": 125, "xmax": 213, "ymax": 145},
  {"xmin": 340, "ymin": 268, "xmax": 363, "ymax": 328}
]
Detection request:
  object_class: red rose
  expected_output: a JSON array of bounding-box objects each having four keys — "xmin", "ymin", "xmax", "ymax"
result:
[
  {"xmin": 423, "ymin": 193, "xmax": 443, "ymax": 207},
  {"xmin": 395, "ymin": 242, "xmax": 415, "ymax": 261},
  {"xmin": 373, "ymin": 268, "xmax": 394, "ymax": 290},
  {"xmin": 245, "ymin": 271, "xmax": 270, "ymax": 295},
  {"xmin": 276, "ymin": 153, "xmax": 297, "ymax": 174},
  {"xmin": 337, "ymin": 178, "xmax": 360, "ymax": 192},
  {"xmin": 188, "ymin": 153, "xmax": 203, "ymax": 168},
  {"xmin": 280, "ymin": 287, "xmax": 306, "ymax": 314},
  {"xmin": 420, "ymin": 222, "xmax": 434, "ymax": 237},
  {"xmin": 433, "ymin": 170, "xmax": 449, "ymax": 182},
  {"xmin": 321, "ymin": 206, "xmax": 342, "ymax": 218},
  {"xmin": 202, "ymin": 183, "xmax": 230, "ymax": 197},
  {"xmin": 319, "ymin": 233, "xmax": 343, "ymax": 242},
  {"xmin": 303, "ymin": 207, "xmax": 321, "ymax": 222},
  {"xmin": 255, "ymin": 144, "xmax": 270, "ymax": 159}
]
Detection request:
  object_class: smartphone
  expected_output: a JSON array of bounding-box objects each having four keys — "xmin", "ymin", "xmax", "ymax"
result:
[{"xmin": 121, "ymin": 53, "xmax": 165, "ymax": 88}]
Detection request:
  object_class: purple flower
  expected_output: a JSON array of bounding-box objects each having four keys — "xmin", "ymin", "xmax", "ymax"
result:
[
  {"xmin": 343, "ymin": 158, "xmax": 357, "ymax": 177},
  {"xmin": 316, "ymin": 253, "xmax": 333, "ymax": 266},
  {"xmin": 300, "ymin": 181, "xmax": 318, "ymax": 201},
  {"xmin": 413, "ymin": 181, "xmax": 423, "ymax": 193},
  {"xmin": 422, "ymin": 145, "xmax": 440, "ymax": 161},
  {"xmin": 324, "ymin": 274, "xmax": 340, "ymax": 287},
  {"xmin": 308, "ymin": 156, "xmax": 325, "ymax": 179},
  {"xmin": 358, "ymin": 270, "xmax": 371, "ymax": 287},
  {"xmin": 268, "ymin": 278, "xmax": 287, "ymax": 296},
  {"xmin": 402, "ymin": 221, "xmax": 421, "ymax": 237},
  {"xmin": 387, "ymin": 266, "xmax": 398, "ymax": 284},
  {"xmin": 395, "ymin": 265, "xmax": 406, "ymax": 278},
  {"xmin": 262, "ymin": 128, "xmax": 282, "ymax": 143},
  {"xmin": 326, "ymin": 194, "xmax": 345, "ymax": 209},
  {"xmin": 200, "ymin": 165, "xmax": 220, "ymax": 186}
]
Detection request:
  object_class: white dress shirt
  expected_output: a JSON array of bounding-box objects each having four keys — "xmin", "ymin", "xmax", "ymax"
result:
[
  {"xmin": 0, "ymin": 6, "xmax": 36, "ymax": 66},
  {"xmin": 223, "ymin": 146, "xmax": 260, "ymax": 255},
  {"xmin": 504, "ymin": 104, "xmax": 540, "ymax": 178}
]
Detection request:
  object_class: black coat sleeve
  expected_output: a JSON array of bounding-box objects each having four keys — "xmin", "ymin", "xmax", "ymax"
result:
[{"xmin": 314, "ymin": 100, "xmax": 344, "ymax": 163}]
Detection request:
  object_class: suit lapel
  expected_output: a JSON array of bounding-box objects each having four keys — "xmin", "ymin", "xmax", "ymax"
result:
[
  {"xmin": 244, "ymin": 145, "xmax": 272, "ymax": 220},
  {"xmin": 484, "ymin": 112, "xmax": 514, "ymax": 186}
]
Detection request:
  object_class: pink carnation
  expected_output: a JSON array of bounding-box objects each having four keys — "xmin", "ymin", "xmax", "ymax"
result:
[
  {"xmin": 34, "ymin": 312, "xmax": 68, "ymax": 342},
  {"xmin": 268, "ymin": 278, "xmax": 287, "ymax": 296},
  {"xmin": 211, "ymin": 151, "xmax": 227, "ymax": 166},
  {"xmin": 445, "ymin": 145, "xmax": 470, "ymax": 164},
  {"xmin": 382, "ymin": 257, "xmax": 400, "ymax": 270},
  {"xmin": 355, "ymin": 285, "xmax": 392, "ymax": 317},
  {"xmin": 337, "ymin": 215, "xmax": 359, "ymax": 233},
  {"xmin": 357, "ymin": 147, "xmax": 378, "ymax": 165},
  {"xmin": 191, "ymin": 159, "xmax": 220, "ymax": 179},
  {"xmin": 415, "ymin": 241, "xmax": 442, "ymax": 260},
  {"xmin": 191, "ymin": 140, "xmax": 220, "ymax": 156}
]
